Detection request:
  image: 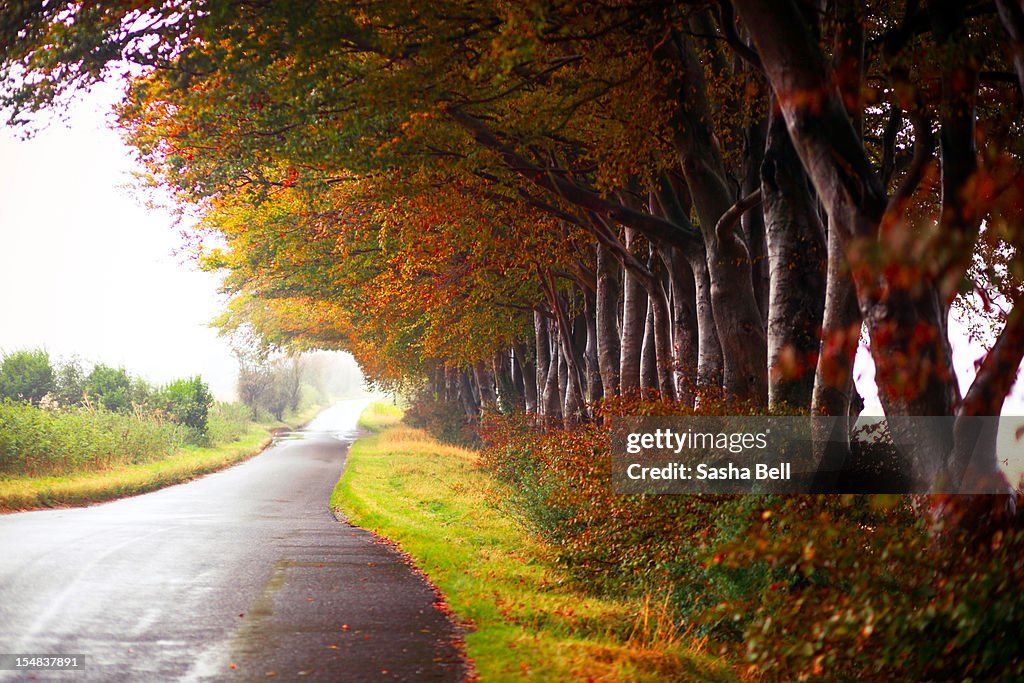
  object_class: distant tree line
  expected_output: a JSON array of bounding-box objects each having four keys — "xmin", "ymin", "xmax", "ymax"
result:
[{"xmin": 236, "ymin": 354, "xmax": 299, "ymax": 421}]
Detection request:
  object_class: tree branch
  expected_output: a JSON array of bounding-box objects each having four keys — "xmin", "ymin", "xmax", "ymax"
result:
[
  {"xmin": 715, "ymin": 188, "xmax": 762, "ymax": 240},
  {"xmin": 886, "ymin": 111, "xmax": 935, "ymax": 212},
  {"xmin": 445, "ymin": 106, "xmax": 700, "ymax": 251},
  {"xmin": 960, "ymin": 295, "xmax": 1024, "ymax": 417}
]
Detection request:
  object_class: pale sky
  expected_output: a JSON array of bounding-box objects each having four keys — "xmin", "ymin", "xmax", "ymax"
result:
[
  {"xmin": 855, "ymin": 302, "xmax": 1024, "ymax": 416},
  {"xmin": 0, "ymin": 82, "xmax": 240, "ymax": 399}
]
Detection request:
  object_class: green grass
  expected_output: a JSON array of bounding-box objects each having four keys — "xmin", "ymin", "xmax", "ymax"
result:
[
  {"xmin": 332, "ymin": 405, "xmax": 734, "ymax": 681},
  {"xmin": 0, "ymin": 402, "xmax": 326, "ymax": 512},
  {"xmin": 356, "ymin": 397, "xmax": 404, "ymax": 432}
]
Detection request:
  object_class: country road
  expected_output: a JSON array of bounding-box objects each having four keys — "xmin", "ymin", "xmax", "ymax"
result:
[{"xmin": 0, "ymin": 399, "xmax": 465, "ymax": 682}]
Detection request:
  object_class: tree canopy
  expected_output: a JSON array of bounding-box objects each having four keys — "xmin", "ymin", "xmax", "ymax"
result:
[{"xmin": 3, "ymin": 0, "xmax": 1023, "ymax": 504}]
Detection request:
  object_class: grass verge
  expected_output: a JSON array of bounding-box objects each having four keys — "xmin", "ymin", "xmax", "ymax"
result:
[
  {"xmin": 356, "ymin": 398, "xmax": 404, "ymax": 432},
  {"xmin": 0, "ymin": 403, "xmax": 325, "ymax": 512},
  {"xmin": 332, "ymin": 406, "xmax": 734, "ymax": 681}
]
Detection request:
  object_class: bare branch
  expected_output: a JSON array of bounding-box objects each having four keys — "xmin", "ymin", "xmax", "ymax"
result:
[{"xmin": 715, "ymin": 188, "xmax": 762, "ymax": 240}]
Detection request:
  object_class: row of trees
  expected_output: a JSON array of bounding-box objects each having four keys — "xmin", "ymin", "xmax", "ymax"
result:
[
  {"xmin": 3, "ymin": 2, "xmax": 1022, "ymax": 510},
  {"xmin": 0, "ymin": 349, "xmax": 213, "ymax": 436}
]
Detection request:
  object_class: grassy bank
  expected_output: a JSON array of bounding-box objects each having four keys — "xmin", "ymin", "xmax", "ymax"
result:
[
  {"xmin": 356, "ymin": 398, "xmax": 403, "ymax": 432},
  {"xmin": 332, "ymin": 407, "xmax": 732, "ymax": 681},
  {"xmin": 0, "ymin": 403, "xmax": 324, "ymax": 512}
]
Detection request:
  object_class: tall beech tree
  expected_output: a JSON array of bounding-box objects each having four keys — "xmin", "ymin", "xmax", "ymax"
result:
[
  {"xmin": 733, "ymin": 0, "xmax": 1024, "ymax": 506},
  {"xmin": 3, "ymin": 0, "xmax": 1023, "ymax": 510}
]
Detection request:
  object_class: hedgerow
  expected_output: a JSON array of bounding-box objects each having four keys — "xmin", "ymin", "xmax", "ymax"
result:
[
  {"xmin": 0, "ymin": 400, "xmax": 184, "ymax": 476},
  {"xmin": 479, "ymin": 398, "xmax": 1024, "ymax": 680}
]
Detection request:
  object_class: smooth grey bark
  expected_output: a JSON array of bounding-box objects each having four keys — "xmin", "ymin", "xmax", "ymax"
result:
[
  {"xmin": 810, "ymin": 0, "xmax": 866, "ymax": 486},
  {"xmin": 619, "ymin": 228, "xmax": 646, "ymax": 394},
  {"xmin": 540, "ymin": 272, "xmax": 589, "ymax": 424},
  {"xmin": 762, "ymin": 105, "xmax": 827, "ymax": 410},
  {"xmin": 649, "ymin": 256, "xmax": 678, "ymax": 401},
  {"xmin": 556, "ymin": 326, "xmax": 567, "ymax": 410},
  {"xmin": 640, "ymin": 298, "xmax": 658, "ymax": 392},
  {"xmin": 542, "ymin": 320, "xmax": 562, "ymax": 421},
  {"xmin": 743, "ymin": 117, "xmax": 771, "ymax": 330},
  {"xmin": 931, "ymin": 1, "xmax": 982, "ymax": 306},
  {"xmin": 735, "ymin": 0, "xmax": 1013, "ymax": 498},
  {"xmin": 951, "ymin": 299, "xmax": 1024, "ymax": 501},
  {"xmin": 997, "ymin": 0, "xmax": 1024, "ymax": 97},
  {"xmin": 493, "ymin": 351, "xmax": 522, "ymax": 413},
  {"xmin": 552, "ymin": 292, "xmax": 588, "ymax": 424},
  {"xmin": 473, "ymin": 361, "xmax": 498, "ymax": 414},
  {"xmin": 458, "ymin": 369, "xmax": 479, "ymax": 419},
  {"xmin": 687, "ymin": 246, "xmax": 724, "ymax": 395},
  {"xmin": 534, "ymin": 311, "xmax": 552, "ymax": 418},
  {"xmin": 560, "ymin": 347, "xmax": 577, "ymax": 425},
  {"xmin": 810, "ymin": 222, "xmax": 865, "ymax": 489},
  {"xmin": 664, "ymin": 246, "xmax": 699, "ymax": 407},
  {"xmin": 444, "ymin": 366, "xmax": 457, "ymax": 404},
  {"xmin": 513, "ymin": 342, "xmax": 537, "ymax": 414},
  {"xmin": 583, "ymin": 290, "xmax": 604, "ymax": 403},
  {"xmin": 509, "ymin": 350, "xmax": 523, "ymax": 398},
  {"xmin": 665, "ymin": 27, "xmax": 768, "ymax": 405},
  {"xmin": 596, "ymin": 244, "xmax": 621, "ymax": 396},
  {"xmin": 652, "ymin": 171, "xmax": 723, "ymax": 398}
]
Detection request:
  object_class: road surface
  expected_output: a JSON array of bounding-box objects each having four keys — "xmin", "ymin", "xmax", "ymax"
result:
[{"xmin": 0, "ymin": 399, "xmax": 466, "ymax": 681}]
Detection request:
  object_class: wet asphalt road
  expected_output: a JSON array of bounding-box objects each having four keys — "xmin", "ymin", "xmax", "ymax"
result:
[{"xmin": 0, "ymin": 399, "xmax": 465, "ymax": 682}]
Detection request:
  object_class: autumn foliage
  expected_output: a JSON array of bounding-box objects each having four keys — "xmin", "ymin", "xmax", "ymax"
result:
[
  {"xmin": 480, "ymin": 400, "xmax": 1024, "ymax": 680},
  {"xmin": 3, "ymin": 0, "xmax": 1024, "ymax": 677}
]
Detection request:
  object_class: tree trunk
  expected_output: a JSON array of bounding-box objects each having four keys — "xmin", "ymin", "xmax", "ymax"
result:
[
  {"xmin": 665, "ymin": 246, "xmax": 699, "ymax": 407},
  {"xmin": 665, "ymin": 28, "xmax": 768, "ymax": 406},
  {"xmin": 762, "ymin": 104, "xmax": 827, "ymax": 411},
  {"xmin": 687, "ymin": 245, "xmax": 724, "ymax": 397},
  {"xmin": 596, "ymin": 244, "xmax": 621, "ymax": 396},
  {"xmin": 442, "ymin": 366, "xmax": 452, "ymax": 404},
  {"xmin": 459, "ymin": 369, "xmax": 479, "ymax": 419},
  {"xmin": 997, "ymin": 0, "xmax": 1024, "ymax": 97},
  {"xmin": 513, "ymin": 342, "xmax": 537, "ymax": 414},
  {"xmin": 810, "ymin": 221, "xmax": 865, "ymax": 487},
  {"xmin": 534, "ymin": 311, "xmax": 551, "ymax": 418},
  {"xmin": 648, "ymin": 254, "xmax": 678, "ymax": 401},
  {"xmin": 548, "ymin": 288, "xmax": 588, "ymax": 423},
  {"xmin": 743, "ymin": 116, "xmax": 770, "ymax": 330},
  {"xmin": 640, "ymin": 298, "xmax": 658, "ymax": 393},
  {"xmin": 473, "ymin": 361, "xmax": 497, "ymax": 414},
  {"xmin": 734, "ymin": 0, "xmax": 1011, "ymax": 496},
  {"xmin": 542, "ymin": 320, "xmax": 561, "ymax": 422},
  {"xmin": 583, "ymin": 289, "xmax": 604, "ymax": 403},
  {"xmin": 493, "ymin": 351, "xmax": 522, "ymax": 413},
  {"xmin": 619, "ymin": 228, "xmax": 646, "ymax": 394}
]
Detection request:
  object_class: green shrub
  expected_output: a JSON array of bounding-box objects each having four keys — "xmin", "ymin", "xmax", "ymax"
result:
[
  {"xmin": 160, "ymin": 376, "xmax": 213, "ymax": 441},
  {"xmin": 84, "ymin": 364, "xmax": 133, "ymax": 412},
  {"xmin": 0, "ymin": 400, "xmax": 184, "ymax": 476},
  {"xmin": 53, "ymin": 356, "xmax": 86, "ymax": 406},
  {"xmin": 716, "ymin": 497, "xmax": 1024, "ymax": 681},
  {"xmin": 0, "ymin": 349, "xmax": 54, "ymax": 405},
  {"xmin": 205, "ymin": 401, "xmax": 251, "ymax": 445}
]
